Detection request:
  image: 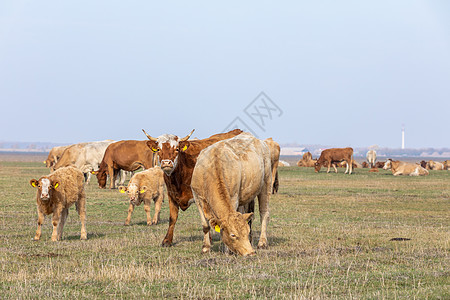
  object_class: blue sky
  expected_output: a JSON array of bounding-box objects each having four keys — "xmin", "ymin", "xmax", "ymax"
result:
[{"xmin": 1, "ymin": 1, "xmax": 449, "ymax": 148}]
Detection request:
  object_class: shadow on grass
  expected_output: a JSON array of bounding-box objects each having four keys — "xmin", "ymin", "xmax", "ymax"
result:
[{"xmin": 64, "ymin": 232, "xmax": 105, "ymax": 241}]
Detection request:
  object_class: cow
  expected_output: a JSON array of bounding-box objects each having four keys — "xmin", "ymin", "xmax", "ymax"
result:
[
  {"xmin": 142, "ymin": 128, "xmax": 243, "ymax": 247},
  {"xmin": 443, "ymin": 160, "xmax": 450, "ymax": 170},
  {"xmin": 361, "ymin": 161, "xmax": 369, "ymax": 168},
  {"xmin": 383, "ymin": 159, "xmax": 429, "ymax": 176},
  {"xmin": 278, "ymin": 160, "xmax": 290, "ymax": 167},
  {"xmin": 420, "ymin": 160, "xmax": 428, "ymax": 169},
  {"xmin": 375, "ymin": 161, "xmax": 386, "ymax": 168},
  {"xmin": 30, "ymin": 166, "xmax": 87, "ymax": 241},
  {"xmin": 191, "ymin": 133, "xmax": 271, "ymax": 256},
  {"xmin": 44, "ymin": 145, "xmax": 69, "ymax": 172},
  {"xmin": 54, "ymin": 140, "xmax": 115, "ymax": 183},
  {"xmin": 297, "ymin": 152, "xmax": 316, "ymax": 167},
  {"xmin": 264, "ymin": 138, "xmax": 280, "ymax": 194},
  {"xmin": 366, "ymin": 150, "xmax": 377, "ymax": 168},
  {"xmin": 427, "ymin": 160, "xmax": 445, "ymax": 170},
  {"xmin": 118, "ymin": 167, "xmax": 165, "ymax": 226},
  {"xmin": 314, "ymin": 147, "xmax": 354, "ymax": 174},
  {"xmin": 96, "ymin": 140, "xmax": 155, "ymax": 189}
]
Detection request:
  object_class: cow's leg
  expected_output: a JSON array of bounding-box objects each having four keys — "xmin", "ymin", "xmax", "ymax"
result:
[
  {"xmin": 331, "ymin": 162, "xmax": 337, "ymax": 173},
  {"xmin": 152, "ymin": 193, "xmax": 163, "ymax": 225},
  {"xmin": 111, "ymin": 169, "xmax": 120, "ymax": 189},
  {"xmin": 34, "ymin": 209, "xmax": 45, "ymax": 241},
  {"xmin": 125, "ymin": 203, "xmax": 135, "ymax": 226},
  {"xmin": 56, "ymin": 208, "xmax": 68, "ymax": 241},
  {"xmin": 107, "ymin": 165, "xmax": 115, "ymax": 189},
  {"xmin": 84, "ymin": 172, "xmax": 91, "ymax": 184},
  {"xmin": 144, "ymin": 200, "xmax": 153, "ymax": 226},
  {"xmin": 51, "ymin": 206, "xmax": 63, "ymax": 241},
  {"xmin": 327, "ymin": 162, "xmax": 331, "ymax": 173},
  {"xmin": 162, "ymin": 195, "xmax": 179, "ymax": 247},
  {"xmin": 195, "ymin": 199, "xmax": 212, "ymax": 253},
  {"xmin": 77, "ymin": 191, "xmax": 87, "ymax": 240},
  {"xmin": 345, "ymin": 161, "xmax": 349, "ymax": 174},
  {"xmin": 349, "ymin": 157, "xmax": 353, "ymax": 174},
  {"xmin": 257, "ymin": 183, "xmax": 270, "ymax": 249}
]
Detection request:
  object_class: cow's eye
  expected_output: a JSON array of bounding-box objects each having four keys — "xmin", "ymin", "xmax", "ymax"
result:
[{"xmin": 230, "ymin": 233, "xmax": 237, "ymax": 239}]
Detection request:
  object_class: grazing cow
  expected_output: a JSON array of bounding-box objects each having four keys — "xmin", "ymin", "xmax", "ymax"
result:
[
  {"xmin": 383, "ymin": 159, "xmax": 429, "ymax": 176},
  {"xmin": 118, "ymin": 167, "xmax": 165, "ymax": 226},
  {"xmin": 366, "ymin": 150, "xmax": 377, "ymax": 168},
  {"xmin": 143, "ymin": 128, "xmax": 243, "ymax": 247},
  {"xmin": 427, "ymin": 160, "xmax": 445, "ymax": 170},
  {"xmin": 375, "ymin": 161, "xmax": 386, "ymax": 168},
  {"xmin": 30, "ymin": 166, "xmax": 87, "ymax": 241},
  {"xmin": 314, "ymin": 147, "xmax": 354, "ymax": 174},
  {"xmin": 264, "ymin": 138, "xmax": 280, "ymax": 194},
  {"xmin": 44, "ymin": 145, "xmax": 69, "ymax": 172},
  {"xmin": 96, "ymin": 140, "xmax": 155, "ymax": 189},
  {"xmin": 54, "ymin": 140, "xmax": 114, "ymax": 183},
  {"xmin": 191, "ymin": 133, "xmax": 271, "ymax": 256}
]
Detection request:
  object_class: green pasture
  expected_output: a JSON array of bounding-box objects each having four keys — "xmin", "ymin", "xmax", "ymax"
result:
[{"xmin": 0, "ymin": 161, "xmax": 448, "ymax": 299}]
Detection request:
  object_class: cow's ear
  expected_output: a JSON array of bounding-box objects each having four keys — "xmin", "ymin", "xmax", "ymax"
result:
[
  {"xmin": 179, "ymin": 141, "xmax": 190, "ymax": 152},
  {"xmin": 118, "ymin": 186, "xmax": 127, "ymax": 193},
  {"xmin": 242, "ymin": 212, "xmax": 254, "ymax": 222},
  {"xmin": 209, "ymin": 217, "xmax": 222, "ymax": 232},
  {"xmin": 30, "ymin": 179, "xmax": 38, "ymax": 188},
  {"xmin": 91, "ymin": 171, "xmax": 98, "ymax": 175},
  {"xmin": 146, "ymin": 141, "xmax": 159, "ymax": 153},
  {"xmin": 53, "ymin": 181, "xmax": 60, "ymax": 190},
  {"xmin": 140, "ymin": 186, "xmax": 147, "ymax": 194}
]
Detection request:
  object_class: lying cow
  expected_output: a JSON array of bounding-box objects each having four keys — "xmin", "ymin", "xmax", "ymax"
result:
[
  {"xmin": 443, "ymin": 160, "xmax": 450, "ymax": 170},
  {"xmin": 118, "ymin": 167, "xmax": 165, "ymax": 226},
  {"xmin": 191, "ymin": 133, "xmax": 272, "ymax": 256},
  {"xmin": 383, "ymin": 159, "xmax": 429, "ymax": 176},
  {"xmin": 375, "ymin": 161, "xmax": 386, "ymax": 168},
  {"xmin": 30, "ymin": 166, "xmax": 87, "ymax": 241},
  {"xmin": 427, "ymin": 160, "xmax": 445, "ymax": 170},
  {"xmin": 315, "ymin": 147, "xmax": 354, "ymax": 174}
]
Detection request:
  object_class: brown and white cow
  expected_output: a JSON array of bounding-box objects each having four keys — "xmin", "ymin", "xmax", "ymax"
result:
[
  {"xmin": 366, "ymin": 150, "xmax": 377, "ymax": 168},
  {"xmin": 314, "ymin": 147, "xmax": 354, "ymax": 174},
  {"xmin": 96, "ymin": 140, "xmax": 155, "ymax": 189},
  {"xmin": 383, "ymin": 159, "xmax": 429, "ymax": 176},
  {"xmin": 142, "ymin": 128, "xmax": 243, "ymax": 247},
  {"xmin": 443, "ymin": 160, "xmax": 450, "ymax": 170},
  {"xmin": 118, "ymin": 167, "xmax": 165, "ymax": 226},
  {"xmin": 191, "ymin": 133, "xmax": 272, "ymax": 256}
]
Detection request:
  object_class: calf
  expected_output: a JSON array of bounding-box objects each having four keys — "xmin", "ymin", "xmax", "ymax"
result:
[
  {"xmin": 314, "ymin": 147, "xmax": 354, "ymax": 174},
  {"xmin": 118, "ymin": 167, "xmax": 165, "ymax": 226},
  {"xmin": 30, "ymin": 166, "xmax": 87, "ymax": 241},
  {"xmin": 383, "ymin": 159, "xmax": 429, "ymax": 176}
]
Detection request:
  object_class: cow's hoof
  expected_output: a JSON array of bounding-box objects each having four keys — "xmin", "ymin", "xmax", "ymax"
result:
[
  {"xmin": 257, "ymin": 240, "xmax": 268, "ymax": 249},
  {"xmin": 161, "ymin": 241, "xmax": 172, "ymax": 247},
  {"xmin": 201, "ymin": 247, "xmax": 210, "ymax": 254},
  {"xmin": 80, "ymin": 235, "xmax": 87, "ymax": 240}
]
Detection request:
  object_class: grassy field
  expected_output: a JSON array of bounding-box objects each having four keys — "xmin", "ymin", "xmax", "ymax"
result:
[{"xmin": 0, "ymin": 159, "xmax": 448, "ymax": 299}]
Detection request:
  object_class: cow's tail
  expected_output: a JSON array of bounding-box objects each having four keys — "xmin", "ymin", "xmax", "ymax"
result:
[{"xmin": 272, "ymin": 170, "xmax": 279, "ymax": 194}]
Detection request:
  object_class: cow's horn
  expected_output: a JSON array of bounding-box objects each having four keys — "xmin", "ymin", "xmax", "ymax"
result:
[
  {"xmin": 180, "ymin": 129, "xmax": 195, "ymax": 142},
  {"xmin": 142, "ymin": 129, "xmax": 157, "ymax": 141}
]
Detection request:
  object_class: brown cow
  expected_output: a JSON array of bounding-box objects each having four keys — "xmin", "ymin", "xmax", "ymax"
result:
[
  {"xmin": 420, "ymin": 160, "xmax": 428, "ymax": 169},
  {"xmin": 30, "ymin": 166, "xmax": 87, "ymax": 241},
  {"xmin": 142, "ymin": 128, "xmax": 243, "ymax": 247},
  {"xmin": 264, "ymin": 138, "xmax": 280, "ymax": 194},
  {"xmin": 314, "ymin": 147, "xmax": 354, "ymax": 174},
  {"xmin": 361, "ymin": 161, "xmax": 369, "ymax": 168},
  {"xmin": 191, "ymin": 133, "xmax": 271, "ymax": 256},
  {"xmin": 96, "ymin": 140, "xmax": 155, "ymax": 189},
  {"xmin": 375, "ymin": 161, "xmax": 386, "ymax": 168}
]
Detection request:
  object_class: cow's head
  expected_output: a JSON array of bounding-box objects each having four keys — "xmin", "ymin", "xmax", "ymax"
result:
[
  {"xmin": 314, "ymin": 161, "xmax": 321, "ymax": 173},
  {"xmin": 143, "ymin": 129, "xmax": 194, "ymax": 176},
  {"xmin": 30, "ymin": 177, "xmax": 60, "ymax": 201},
  {"xmin": 383, "ymin": 159, "xmax": 392, "ymax": 170},
  {"xmin": 92, "ymin": 170, "xmax": 107, "ymax": 189},
  {"xmin": 119, "ymin": 184, "xmax": 146, "ymax": 206},
  {"xmin": 210, "ymin": 212, "xmax": 256, "ymax": 257}
]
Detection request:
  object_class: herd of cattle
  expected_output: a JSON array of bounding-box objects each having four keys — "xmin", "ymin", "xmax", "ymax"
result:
[{"xmin": 29, "ymin": 130, "xmax": 449, "ymax": 256}]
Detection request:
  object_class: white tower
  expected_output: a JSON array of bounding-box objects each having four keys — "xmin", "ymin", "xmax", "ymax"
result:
[{"xmin": 401, "ymin": 124, "xmax": 405, "ymax": 149}]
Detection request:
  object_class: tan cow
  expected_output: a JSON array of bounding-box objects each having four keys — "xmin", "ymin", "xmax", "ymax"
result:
[
  {"xmin": 119, "ymin": 167, "xmax": 165, "ymax": 226},
  {"xmin": 297, "ymin": 152, "xmax": 316, "ymax": 167},
  {"xmin": 44, "ymin": 145, "xmax": 69, "ymax": 171},
  {"xmin": 314, "ymin": 147, "xmax": 354, "ymax": 174},
  {"xmin": 30, "ymin": 166, "xmax": 87, "ymax": 241},
  {"xmin": 427, "ymin": 160, "xmax": 445, "ymax": 170},
  {"xmin": 264, "ymin": 138, "xmax": 280, "ymax": 194},
  {"xmin": 191, "ymin": 133, "xmax": 272, "ymax": 256},
  {"xmin": 443, "ymin": 160, "xmax": 450, "ymax": 170},
  {"xmin": 366, "ymin": 150, "xmax": 377, "ymax": 168},
  {"xmin": 383, "ymin": 159, "xmax": 429, "ymax": 176}
]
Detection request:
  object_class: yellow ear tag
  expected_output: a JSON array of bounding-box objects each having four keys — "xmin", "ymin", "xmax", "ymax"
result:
[
  {"xmin": 120, "ymin": 190, "xmax": 126, "ymax": 194},
  {"xmin": 140, "ymin": 189, "xmax": 146, "ymax": 194},
  {"xmin": 214, "ymin": 225, "xmax": 220, "ymax": 233},
  {"xmin": 182, "ymin": 145, "xmax": 188, "ymax": 152},
  {"xmin": 31, "ymin": 182, "xmax": 36, "ymax": 187},
  {"xmin": 54, "ymin": 183, "xmax": 59, "ymax": 189},
  {"xmin": 152, "ymin": 147, "xmax": 158, "ymax": 152}
]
